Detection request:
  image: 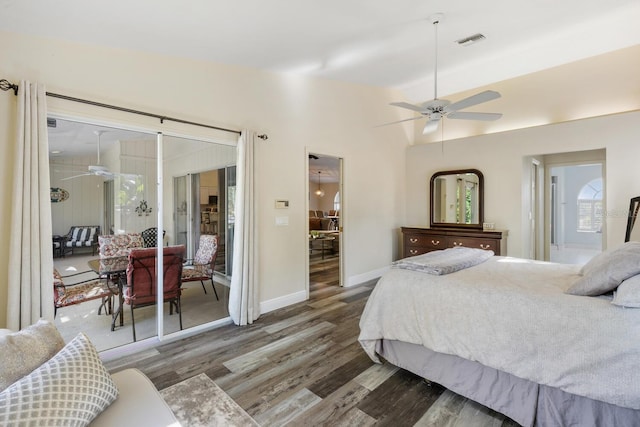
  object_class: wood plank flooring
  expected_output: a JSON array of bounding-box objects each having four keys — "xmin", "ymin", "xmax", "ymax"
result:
[{"xmin": 105, "ymin": 253, "xmax": 520, "ymax": 426}]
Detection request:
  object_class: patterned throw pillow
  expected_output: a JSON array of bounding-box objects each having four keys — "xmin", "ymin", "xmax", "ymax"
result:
[
  {"xmin": 0, "ymin": 333, "xmax": 118, "ymax": 426},
  {"xmin": 0, "ymin": 319, "xmax": 65, "ymax": 391}
]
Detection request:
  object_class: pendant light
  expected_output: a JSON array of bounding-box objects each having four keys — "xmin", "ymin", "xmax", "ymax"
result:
[{"xmin": 315, "ymin": 171, "xmax": 325, "ymax": 197}]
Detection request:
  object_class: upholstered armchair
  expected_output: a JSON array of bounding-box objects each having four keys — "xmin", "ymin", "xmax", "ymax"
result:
[
  {"xmin": 182, "ymin": 234, "xmax": 219, "ymax": 300},
  {"xmin": 124, "ymin": 245, "xmax": 186, "ymax": 342}
]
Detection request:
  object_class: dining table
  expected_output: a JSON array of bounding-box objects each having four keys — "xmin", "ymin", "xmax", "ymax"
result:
[{"xmin": 88, "ymin": 256, "xmax": 129, "ymax": 331}]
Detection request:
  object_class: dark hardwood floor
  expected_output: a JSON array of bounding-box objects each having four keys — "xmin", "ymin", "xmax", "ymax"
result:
[{"xmin": 105, "ymin": 252, "xmax": 520, "ymax": 426}]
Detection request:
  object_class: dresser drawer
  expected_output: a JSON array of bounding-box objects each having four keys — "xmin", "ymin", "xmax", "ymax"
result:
[
  {"xmin": 405, "ymin": 234, "xmax": 447, "ymax": 250},
  {"xmin": 448, "ymin": 237, "xmax": 498, "ymax": 252}
]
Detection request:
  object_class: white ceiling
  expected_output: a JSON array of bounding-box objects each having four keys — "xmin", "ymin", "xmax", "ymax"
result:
[
  {"xmin": 1, "ymin": 0, "xmax": 639, "ymax": 100},
  {"xmin": 4, "ymin": 1, "xmax": 639, "ymax": 182}
]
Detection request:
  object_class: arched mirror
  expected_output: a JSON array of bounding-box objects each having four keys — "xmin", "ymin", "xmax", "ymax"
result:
[
  {"xmin": 430, "ymin": 169, "xmax": 484, "ymax": 229},
  {"xmin": 625, "ymin": 196, "xmax": 640, "ymax": 242}
]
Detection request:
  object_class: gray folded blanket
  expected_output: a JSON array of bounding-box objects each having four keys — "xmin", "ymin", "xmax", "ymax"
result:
[{"xmin": 392, "ymin": 246, "xmax": 494, "ymax": 275}]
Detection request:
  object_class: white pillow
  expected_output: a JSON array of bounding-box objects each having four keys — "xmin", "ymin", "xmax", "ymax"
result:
[
  {"xmin": 566, "ymin": 241, "xmax": 640, "ymax": 296},
  {"xmin": 612, "ymin": 274, "xmax": 640, "ymax": 308},
  {"xmin": 0, "ymin": 319, "xmax": 65, "ymax": 391},
  {"xmin": 0, "ymin": 332, "xmax": 118, "ymax": 426}
]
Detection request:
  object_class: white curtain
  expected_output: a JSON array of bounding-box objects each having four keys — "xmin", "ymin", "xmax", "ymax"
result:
[
  {"xmin": 228, "ymin": 130, "xmax": 260, "ymax": 325},
  {"xmin": 7, "ymin": 81, "xmax": 54, "ymax": 330}
]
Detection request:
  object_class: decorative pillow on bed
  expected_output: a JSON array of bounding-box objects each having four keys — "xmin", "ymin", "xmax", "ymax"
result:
[
  {"xmin": 567, "ymin": 241, "xmax": 640, "ymax": 296},
  {"xmin": 0, "ymin": 332, "xmax": 118, "ymax": 426},
  {"xmin": 0, "ymin": 319, "xmax": 65, "ymax": 391},
  {"xmin": 612, "ymin": 274, "xmax": 640, "ymax": 308}
]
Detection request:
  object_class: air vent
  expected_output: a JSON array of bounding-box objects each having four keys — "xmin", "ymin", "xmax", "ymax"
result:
[
  {"xmin": 47, "ymin": 117, "xmax": 57, "ymax": 128},
  {"xmin": 455, "ymin": 33, "xmax": 486, "ymax": 46}
]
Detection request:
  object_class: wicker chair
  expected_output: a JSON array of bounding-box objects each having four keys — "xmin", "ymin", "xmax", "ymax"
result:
[
  {"xmin": 182, "ymin": 234, "xmax": 219, "ymax": 300},
  {"xmin": 124, "ymin": 245, "xmax": 186, "ymax": 342}
]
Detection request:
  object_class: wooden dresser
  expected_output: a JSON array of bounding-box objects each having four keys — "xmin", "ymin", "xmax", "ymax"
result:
[{"xmin": 401, "ymin": 227, "xmax": 508, "ymax": 258}]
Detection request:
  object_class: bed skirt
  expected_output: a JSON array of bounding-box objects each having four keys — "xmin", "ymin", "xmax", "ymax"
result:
[{"xmin": 377, "ymin": 339, "xmax": 640, "ymax": 427}]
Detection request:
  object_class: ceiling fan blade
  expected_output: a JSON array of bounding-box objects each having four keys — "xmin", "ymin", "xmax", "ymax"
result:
[
  {"xmin": 61, "ymin": 173, "xmax": 91, "ymax": 181},
  {"xmin": 422, "ymin": 119, "xmax": 440, "ymax": 134},
  {"xmin": 390, "ymin": 102, "xmax": 426, "ymax": 113},
  {"xmin": 445, "ymin": 90, "xmax": 501, "ymax": 113},
  {"xmin": 447, "ymin": 111, "xmax": 503, "ymax": 121},
  {"xmin": 375, "ymin": 116, "xmax": 425, "ymax": 128}
]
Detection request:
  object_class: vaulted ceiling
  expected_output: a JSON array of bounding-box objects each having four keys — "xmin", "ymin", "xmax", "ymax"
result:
[{"xmin": 3, "ymin": 1, "xmax": 639, "ymax": 170}]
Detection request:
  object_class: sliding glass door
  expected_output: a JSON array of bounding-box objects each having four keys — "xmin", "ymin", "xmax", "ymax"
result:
[{"xmin": 50, "ymin": 117, "xmax": 236, "ymax": 351}]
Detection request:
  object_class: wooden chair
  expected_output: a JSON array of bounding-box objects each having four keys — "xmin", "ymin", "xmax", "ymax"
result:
[
  {"xmin": 182, "ymin": 234, "xmax": 219, "ymax": 300},
  {"xmin": 124, "ymin": 245, "xmax": 185, "ymax": 342},
  {"xmin": 53, "ymin": 268, "xmax": 114, "ymax": 317}
]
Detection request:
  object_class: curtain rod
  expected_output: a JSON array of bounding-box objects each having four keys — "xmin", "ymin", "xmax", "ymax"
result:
[{"xmin": 0, "ymin": 78, "xmax": 268, "ymax": 140}]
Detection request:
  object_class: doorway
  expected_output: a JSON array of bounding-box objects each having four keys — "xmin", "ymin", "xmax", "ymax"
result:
[
  {"xmin": 548, "ymin": 163, "xmax": 604, "ymax": 264},
  {"xmin": 308, "ymin": 153, "xmax": 343, "ymax": 292}
]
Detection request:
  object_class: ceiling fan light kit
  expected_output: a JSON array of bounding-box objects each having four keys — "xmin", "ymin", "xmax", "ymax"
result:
[{"xmin": 388, "ymin": 13, "xmax": 502, "ymax": 135}]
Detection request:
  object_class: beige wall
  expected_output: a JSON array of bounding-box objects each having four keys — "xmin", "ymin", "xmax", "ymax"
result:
[
  {"xmin": 405, "ymin": 111, "xmax": 640, "ymax": 258},
  {"xmin": 0, "ymin": 31, "xmax": 410, "ymax": 327}
]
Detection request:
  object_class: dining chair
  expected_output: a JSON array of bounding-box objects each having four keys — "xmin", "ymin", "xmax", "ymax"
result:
[
  {"xmin": 53, "ymin": 268, "xmax": 114, "ymax": 317},
  {"xmin": 141, "ymin": 227, "xmax": 166, "ymax": 248},
  {"xmin": 124, "ymin": 245, "xmax": 186, "ymax": 342},
  {"xmin": 182, "ymin": 234, "xmax": 219, "ymax": 300},
  {"xmin": 98, "ymin": 233, "xmax": 145, "ymax": 258}
]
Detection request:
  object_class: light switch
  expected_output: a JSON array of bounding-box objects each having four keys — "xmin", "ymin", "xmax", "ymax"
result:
[{"xmin": 276, "ymin": 216, "xmax": 289, "ymax": 226}]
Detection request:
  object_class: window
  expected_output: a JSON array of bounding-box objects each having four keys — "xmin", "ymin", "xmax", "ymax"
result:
[
  {"xmin": 577, "ymin": 178, "xmax": 603, "ymax": 232},
  {"xmin": 333, "ymin": 191, "xmax": 340, "ymax": 212}
]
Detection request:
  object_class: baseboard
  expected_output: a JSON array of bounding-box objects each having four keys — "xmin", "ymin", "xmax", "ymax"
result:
[
  {"xmin": 260, "ymin": 290, "xmax": 307, "ymax": 314},
  {"xmin": 259, "ymin": 266, "xmax": 388, "ymax": 313},
  {"xmin": 346, "ymin": 266, "xmax": 389, "ymax": 287}
]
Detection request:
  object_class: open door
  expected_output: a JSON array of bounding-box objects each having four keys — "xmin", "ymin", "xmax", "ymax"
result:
[{"xmin": 308, "ymin": 153, "xmax": 343, "ymax": 293}]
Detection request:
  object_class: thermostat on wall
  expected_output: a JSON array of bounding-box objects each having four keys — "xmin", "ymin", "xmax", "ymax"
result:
[{"xmin": 275, "ymin": 200, "xmax": 289, "ymax": 209}]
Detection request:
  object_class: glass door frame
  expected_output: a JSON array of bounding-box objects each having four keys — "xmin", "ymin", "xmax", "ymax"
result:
[{"xmin": 48, "ymin": 111, "xmax": 237, "ymax": 359}]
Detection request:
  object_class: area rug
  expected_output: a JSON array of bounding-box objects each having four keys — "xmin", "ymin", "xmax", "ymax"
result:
[{"xmin": 160, "ymin": 373, "xmax": 259, "ymax": 426}]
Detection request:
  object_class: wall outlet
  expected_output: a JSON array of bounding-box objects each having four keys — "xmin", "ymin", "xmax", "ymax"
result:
[{"xmin": 483, "ymin": 222, "xmax": 495, "ymax": 231}]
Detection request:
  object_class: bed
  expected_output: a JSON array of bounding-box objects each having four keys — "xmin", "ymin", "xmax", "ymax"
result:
[{"xmin": 358, "ymin": 246, "xmax": 640, "ymax": 427}]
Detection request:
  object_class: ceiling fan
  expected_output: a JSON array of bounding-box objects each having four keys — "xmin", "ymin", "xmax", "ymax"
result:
[
  {"xmin": 61, "ymin": 130, "xmax": 139, "ymax": 181},
  {"xmin": 388, "ymin": 14, "xmax": 502, "ymax": 135}
]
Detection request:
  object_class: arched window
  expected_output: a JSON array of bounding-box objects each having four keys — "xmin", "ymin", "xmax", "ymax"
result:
[
  {"xmin": 577, "ymin": 178, "xmax": 603, "ymax": 232},
  {"xmin": 333, "ymin": 191, "xmax": 340, "ymax": 212}
]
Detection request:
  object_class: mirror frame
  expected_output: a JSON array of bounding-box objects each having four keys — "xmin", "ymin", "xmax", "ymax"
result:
[
  {"xmin": 430, "ymin": 168, "xmax": 484, "ymax": 229},
  {"xmin": 625, "ymin": 196, "xmax": 640, "ymax": 242}
]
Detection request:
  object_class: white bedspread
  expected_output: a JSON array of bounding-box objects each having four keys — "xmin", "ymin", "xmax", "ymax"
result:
[{"xmin": 358, "ymin": 256, "xmax": 640, "ymax": 410}]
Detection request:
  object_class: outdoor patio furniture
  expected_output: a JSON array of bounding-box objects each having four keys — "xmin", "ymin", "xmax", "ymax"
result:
[
  {"xmin": 53, "ymin": 268, "xmax": 114, "ymax": 317},
  {"xmin": 124, "ymin": 245, "xmax": 186, "ymax": 342},
  {"xmin": 182, "ymin": 234, "xmax": 219, "ymax": 300},
  {"xmin": 62, "ymin": 225, "xmax": 101, "ymax": 256}
]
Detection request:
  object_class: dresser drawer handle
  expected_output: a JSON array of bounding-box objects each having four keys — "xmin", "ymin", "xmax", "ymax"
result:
[
  {"xmin": 480, "ymin": 244, "xmax": 491, "ymax": 250},
  {"xmin": 431, "ymin": 240, "xmax": 440, "ymax": 245},
  {"xmin": 409, "ymin": 249, "xmax": 419, "ymax": 255},
  {"xmin": 409, "ymin": 238, "xmax": 419, "ymax": 243},
  {"xmin": 452, "ymin": 241, "xmax": 463, "ymax": 247}
]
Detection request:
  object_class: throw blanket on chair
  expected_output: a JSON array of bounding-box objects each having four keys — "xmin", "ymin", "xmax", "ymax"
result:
[{"xmin": 392, "ymin": 247, "xmax": 494, "ymax": 275}]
